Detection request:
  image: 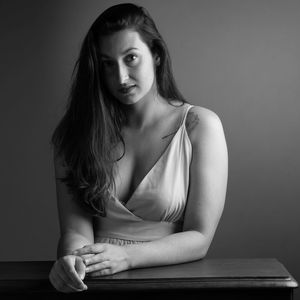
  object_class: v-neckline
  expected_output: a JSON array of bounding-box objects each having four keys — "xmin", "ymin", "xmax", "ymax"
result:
[
  {"xmin": 125, "ymin": 123, "xmax": 183, "ymax": 206},
  {"xmin": 111, "ymin": 104, "xmax": 191, "ymax": 207},
  {"xmin": 112, "ymin": 119, "xmax": 187, "ymax": 207}
]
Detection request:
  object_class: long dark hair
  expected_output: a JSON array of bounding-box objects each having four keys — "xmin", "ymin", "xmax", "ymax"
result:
[{"xmin": 51, "ymin": 3, "xmax": 187, "ymax": 216}]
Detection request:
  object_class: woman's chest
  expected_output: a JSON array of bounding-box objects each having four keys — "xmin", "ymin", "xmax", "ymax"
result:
[
  {"xmin": 109, "ymin": 122, "xmax": 191, "ymax": 223},
  {"xmin": 113, "ymin": 124, "xmax": 178, "ymax": 204}
]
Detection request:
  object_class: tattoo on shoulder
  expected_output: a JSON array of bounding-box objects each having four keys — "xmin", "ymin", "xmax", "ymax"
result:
[{"xmin": 186, "ymin": 111, "xmax": 200, "ymax": 133}]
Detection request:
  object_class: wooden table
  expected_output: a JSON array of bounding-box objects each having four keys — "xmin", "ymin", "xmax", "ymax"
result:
[{"xmin": 0, "ymin": 258, "xmax": 298, "ymax": 299}]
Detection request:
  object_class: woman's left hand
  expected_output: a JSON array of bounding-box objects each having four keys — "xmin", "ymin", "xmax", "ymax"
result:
[{"xmin": 72, "ymin": 243, "xmax": 130, "ymax": 277}]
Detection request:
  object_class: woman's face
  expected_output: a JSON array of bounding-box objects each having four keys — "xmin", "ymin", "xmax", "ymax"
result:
[{"xmin": 99, "ymin": 29, "xmax": 157, "ymax": 105}]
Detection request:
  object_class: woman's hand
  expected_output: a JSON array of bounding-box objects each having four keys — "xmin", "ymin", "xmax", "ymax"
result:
[
  {"xmin": 49, "ymin": 255, "xmax": 88, "ymax": 293},
  {"xmin": 72, "ymin": 243, "xmax": 130, "ymax": 277}
]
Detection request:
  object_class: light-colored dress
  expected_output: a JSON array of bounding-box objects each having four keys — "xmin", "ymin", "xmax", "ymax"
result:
[{"xmin": 93, "ymin": 104, "xmax": 194, "ymax": 245}]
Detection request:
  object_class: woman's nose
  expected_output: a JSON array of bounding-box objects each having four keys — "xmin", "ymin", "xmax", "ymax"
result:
[{"xmin": 117, "ymin": 63, "xmax": 129, "ymax": 84}]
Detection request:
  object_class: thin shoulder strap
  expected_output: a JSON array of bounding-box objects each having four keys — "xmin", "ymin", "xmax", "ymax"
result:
[{"xmin": 181, "ymin": 104, "xmax": 194, "ymax": 127}]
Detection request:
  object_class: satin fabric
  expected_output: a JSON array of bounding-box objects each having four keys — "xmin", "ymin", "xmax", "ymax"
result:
[{"xmin": 94, "ymin": 104, "xmax": 194, "ymax": 244}]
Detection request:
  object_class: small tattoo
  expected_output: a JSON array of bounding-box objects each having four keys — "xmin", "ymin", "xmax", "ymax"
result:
[{"xmin": 186, "ymin": 111, "xmax": 200, "ymax": 132}]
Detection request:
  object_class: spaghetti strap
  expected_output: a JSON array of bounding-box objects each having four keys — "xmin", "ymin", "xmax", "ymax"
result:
[{"xmin": 181, "ymin": 104, "xmax": 194, "ymax": 127}]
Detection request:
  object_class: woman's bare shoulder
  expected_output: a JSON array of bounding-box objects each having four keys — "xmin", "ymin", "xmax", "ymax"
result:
[{"xmin": 186, "ymin": 105, "xmax": 224, "ymax": 145}]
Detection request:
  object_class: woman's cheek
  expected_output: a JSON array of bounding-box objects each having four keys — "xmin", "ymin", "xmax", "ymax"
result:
[{"xmin": 105, "ymin": 74, "xmax": 117, "ymax": 94}]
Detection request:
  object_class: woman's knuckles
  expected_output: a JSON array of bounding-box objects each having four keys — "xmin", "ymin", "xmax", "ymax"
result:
[
  {"xmin": 86, "ymin": 263, "xmax": 103, "ymax": 272},
  {"xmin": 61, "ymin": 255, "xmax": 70, "ymax": 263},
  {"xmin": 85, "ymin": 254, "xmax": 104, "ymax": 265}
]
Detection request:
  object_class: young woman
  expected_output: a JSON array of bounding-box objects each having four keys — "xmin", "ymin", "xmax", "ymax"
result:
[{"xmin": 49, "ymin": 3, "xmax": 228, "ymax": 293}]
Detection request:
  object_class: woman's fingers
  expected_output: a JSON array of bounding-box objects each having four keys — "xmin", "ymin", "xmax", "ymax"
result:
[
  {"xmin": 83, "ymin": 253, "xmax": 106, "ymax": 266},
  {"xmin": 72, "ymin": 243, "xmax": 130, "ymax": 276},
  {"xmin": 49, "ymin": 256, "xmax": 89, "ymax": 293},
  {"xmin": 61, "ymin": 257, "xmax": 87, "ymax": 290},
  {"xmin": 54, "ymin": 267, "xmax": 84, "ymax": 293},
  {"xmin": 74, "ymin": 256, "xmax": 87, "ymax": 280},
  {"xmin": 88, "ymin": 267, "xmax": 112, "ymax": 277},
  {"xmin": 81, "ymin": 253, "xmax": 95, "ymax": 260},
  {"xmin": 85, "ymin": 260, "xmax": 110, "ymax": 273},
  {"xmin": 49, "ymin": 264, "xmax": 84, "ymax": 293}
]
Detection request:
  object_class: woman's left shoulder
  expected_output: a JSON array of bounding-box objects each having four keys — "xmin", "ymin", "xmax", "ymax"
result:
[{"xmin": 185, "ymin": 104, "xmax": 225, "ymax": 145}]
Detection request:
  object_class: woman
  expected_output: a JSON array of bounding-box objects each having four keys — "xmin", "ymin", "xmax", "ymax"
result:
[{"xmin": 49, "ymin": 3, "xmax": 228, "ymax": 293}]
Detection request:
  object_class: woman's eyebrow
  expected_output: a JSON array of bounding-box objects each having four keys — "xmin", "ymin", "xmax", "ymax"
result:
[{"xmin": 100, "ymin": 47, "xmax": 139, "ymax": 58}]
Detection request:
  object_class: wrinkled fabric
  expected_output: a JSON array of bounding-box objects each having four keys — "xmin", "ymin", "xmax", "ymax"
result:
[{"xmin": 94, "ymin": 104, "xmax": 194, "ymax": 244}]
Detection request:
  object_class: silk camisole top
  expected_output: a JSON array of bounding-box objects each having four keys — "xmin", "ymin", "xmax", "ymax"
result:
[{"xmin": 94, "ymin": 104, "xmax": 194, "ymax": 243}]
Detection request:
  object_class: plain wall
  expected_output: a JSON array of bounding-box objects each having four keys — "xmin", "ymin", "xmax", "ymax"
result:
[{"xmin": 1, "ymin": 0, "xmax": 299, "ymax": 297}]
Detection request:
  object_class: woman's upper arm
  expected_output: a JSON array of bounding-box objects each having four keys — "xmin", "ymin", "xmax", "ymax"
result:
[
  {"xmin": 54, "ymin": 151, "xmax": 94, "ymax": 242},
  {"xmin": 183, "ymin": 106, "xmax": 228, "ymax": 249}
]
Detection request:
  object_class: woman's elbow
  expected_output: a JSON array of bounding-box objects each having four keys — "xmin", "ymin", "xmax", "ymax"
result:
[{"xmin": 191, "ymin": 230, "xmax": 212, "ymax": 260}]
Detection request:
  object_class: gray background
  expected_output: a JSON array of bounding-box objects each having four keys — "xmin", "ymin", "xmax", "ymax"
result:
[{"xmin": 1, "ymin": 0, "xmax": 299, "ymax": 297}]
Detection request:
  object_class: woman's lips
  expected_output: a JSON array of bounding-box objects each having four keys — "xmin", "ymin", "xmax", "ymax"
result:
[{"xmin": 118, "ymin": 85, "xmax": 136, "ymax": 94}]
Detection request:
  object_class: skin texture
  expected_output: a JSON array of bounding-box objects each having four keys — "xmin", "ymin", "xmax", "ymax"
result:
[{"xmin": 49, "ymin": 29, "xmax": 228, "ymax": 293}]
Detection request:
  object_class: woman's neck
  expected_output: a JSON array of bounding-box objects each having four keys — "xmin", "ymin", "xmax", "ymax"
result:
[{"xmin": 123, "ymin": 92, "xmax": 169, "ymax": 131}]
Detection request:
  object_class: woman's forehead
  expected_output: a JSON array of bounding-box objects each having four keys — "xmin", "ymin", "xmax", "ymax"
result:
[{"xmin": 99, "ymin": 29, "xmax": 149, "ymax": 58}]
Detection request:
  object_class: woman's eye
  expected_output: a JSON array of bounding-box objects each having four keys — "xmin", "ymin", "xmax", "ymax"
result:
[{"xmin": 125, "ymin": 54, "xmax": 138, "ymax": 63}]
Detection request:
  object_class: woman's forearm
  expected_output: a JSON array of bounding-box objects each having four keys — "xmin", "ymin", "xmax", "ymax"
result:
[
  {"xmin": 57, "ymin": 231, "xmax": 94, "ymax": 259},
  {"xmin": 124, "ymin": 230, "xmax": 209, "ymax": 269}
]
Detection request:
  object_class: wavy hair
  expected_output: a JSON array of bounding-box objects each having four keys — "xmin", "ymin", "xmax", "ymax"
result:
[{"xmin": 51, "ymin": 3, "xmax": 187, "ymax": 216}]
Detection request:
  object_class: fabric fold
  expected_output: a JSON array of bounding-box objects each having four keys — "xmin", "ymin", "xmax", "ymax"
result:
[{"xmin": 93, "ymin": 104, "xmax": 193, "ymax": 243}]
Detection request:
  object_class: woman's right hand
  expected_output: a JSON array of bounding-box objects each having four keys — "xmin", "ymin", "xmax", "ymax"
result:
[{"xmin": 49, "ymin": 255, "xmax": 88, "ymax": 293}]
